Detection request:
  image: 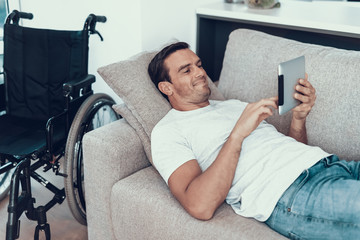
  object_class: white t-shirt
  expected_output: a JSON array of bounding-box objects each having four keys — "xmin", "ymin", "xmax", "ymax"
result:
[{"xmin": 151, "ymin": 99, "xmax": 330, "ymax": 221}]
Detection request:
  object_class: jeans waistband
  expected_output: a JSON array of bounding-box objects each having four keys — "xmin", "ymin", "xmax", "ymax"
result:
[
  {"xmin": 277, "ymin": 155, "xmax": 335, "ymax": 206},
  {"xmin": 294, "ymin": 155, "xmax": 337, "ymax": 184}
]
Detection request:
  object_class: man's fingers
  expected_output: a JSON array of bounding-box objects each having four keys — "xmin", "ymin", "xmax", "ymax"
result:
[
  {"xmin": 298, "ymin": 77, "xmax": 315, "ymax": 91},
  {"xmin": 295, "ymin": 76, "xmax": 316, "ymax": 104},
  {"xmin": 295, "ymin": 84, "xmax": 312, "ymax": 96},
  {"xmin": 259, "ymin": 108, "xmax": 274, "ymax": 121},
  {"xmin": 257, "ymin": 105, "xmax": 273, "ymax": 115},
  {"xmin": 255, "ymin": 97, "xmax": 278, "ymax": 109},
  {"xmin": 294, "ymin": 93, "xmax": 309, "ymax": 103},
  {"xmin": 253, "ymin": 101, "xmax": 275, "ymax": 122},
  {"xmin": 291, "ymin": 73, "xmax": 316, "ymax": 120},
  {"xmin": 243, "ymin": 97, "xmax": 278, "ymax": 122}
]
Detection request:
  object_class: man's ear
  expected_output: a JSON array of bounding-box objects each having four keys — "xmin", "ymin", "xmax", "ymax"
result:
[{"xmin": 158, "ymin": 81, "xmax": 173, "ymax": 97}]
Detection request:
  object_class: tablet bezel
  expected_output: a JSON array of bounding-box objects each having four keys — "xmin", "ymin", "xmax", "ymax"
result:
[{"xmin": 278, "ymin": 55, "xmax": 305, "ymax": 115}]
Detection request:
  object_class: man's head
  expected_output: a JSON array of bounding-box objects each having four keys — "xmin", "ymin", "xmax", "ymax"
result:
[{"xmin": 148, "ymin": 42, "xmax": 211, "ymax": 110}]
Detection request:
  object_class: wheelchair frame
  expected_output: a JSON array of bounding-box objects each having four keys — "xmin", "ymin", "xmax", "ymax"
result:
[{"xmin": 0, "ymin": 10, "xmax": 120, "ymax": 240}]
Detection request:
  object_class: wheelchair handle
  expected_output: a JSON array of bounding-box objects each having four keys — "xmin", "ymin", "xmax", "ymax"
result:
[
  {"xmin": 95, "ymin": 15, "xmax": 107, "ymax": 23},
  {"xmin": 84, "ymin": 14, "xmax": 107, "ymax": 41},
  {"xmin": 17, "ymin": 11, "xmax": 33, "ymax": 20},
  {"xmin": 6, "ymin": 10, "xmax": 33, "ymax": 25}
]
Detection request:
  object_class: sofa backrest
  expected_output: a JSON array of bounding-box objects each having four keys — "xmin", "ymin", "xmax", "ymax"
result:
[{"xmin": 218, "ymin": 29, "xmax": 360, "ymax": 160}]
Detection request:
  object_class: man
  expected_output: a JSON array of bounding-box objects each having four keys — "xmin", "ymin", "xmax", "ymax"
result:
[{"xmin": 148, "ymin": 42, "xmax": 360, "ymax": 239}]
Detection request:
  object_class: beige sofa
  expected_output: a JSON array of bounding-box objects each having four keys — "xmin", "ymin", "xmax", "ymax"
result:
[{"xmin": 83, "ymin": 29, "xmax": 360, "ymax": 240}]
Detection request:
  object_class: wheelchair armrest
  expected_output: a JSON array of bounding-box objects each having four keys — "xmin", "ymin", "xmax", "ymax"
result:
[
  {"xmin": 0, "ymin": 82, "xmax": 5, "ymax": 112},
  {"xmin": 46, "ymin": 110, "xmax": 68, "ymax": 155},
  {"xmin": 63, "ymin": 74, "xmax": 95, "ymax": 98}
]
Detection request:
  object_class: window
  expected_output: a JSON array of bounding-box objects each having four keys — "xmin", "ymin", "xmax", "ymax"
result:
[
  {"xmin": 0, "ymin": 0, "xmax": 8, "ymax": 85},
  {"xmin": 0, "ymin": 0, "xmax": 7, "ymax": 115}
]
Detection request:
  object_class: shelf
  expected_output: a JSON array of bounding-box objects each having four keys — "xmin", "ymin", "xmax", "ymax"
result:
[{"xmin": 197, "ymin": 1, "xmax": 360, "ymax": 38}]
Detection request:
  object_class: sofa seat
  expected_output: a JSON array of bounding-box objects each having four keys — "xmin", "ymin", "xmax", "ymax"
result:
[{"xmin": 110, "ymin": 166, "xmax": 286, "ymax": 240}]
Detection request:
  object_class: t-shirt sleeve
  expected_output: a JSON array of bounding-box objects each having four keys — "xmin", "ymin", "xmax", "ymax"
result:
[{"xmin": 151, "ymin": 125, "xmax": 196, "ymax": 185}]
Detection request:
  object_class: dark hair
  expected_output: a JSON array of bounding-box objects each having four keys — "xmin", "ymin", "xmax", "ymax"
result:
[{"xmin": 148, "ymin": 42, "xmax": 189, "ymax": 100}]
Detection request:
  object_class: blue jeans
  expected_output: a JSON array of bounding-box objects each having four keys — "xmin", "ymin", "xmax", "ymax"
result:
[{"xmin": 265, "ymin": 155, "xmax": 360, "ymax": 240}]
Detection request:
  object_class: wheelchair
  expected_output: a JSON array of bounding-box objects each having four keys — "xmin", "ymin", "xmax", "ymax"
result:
[{"xmin": 0, "ymin": 10, "xmax": 120, "ymax": 240}]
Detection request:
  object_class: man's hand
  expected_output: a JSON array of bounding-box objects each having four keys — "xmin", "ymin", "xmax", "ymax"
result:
[
  {"xmin": 292, "ymin": 73, "xmax": 316, "ymax": 120},
  {"xmin": 231, "ymin": 97, "xmax": 278, "ymax": 142},
  {"xmin": 289, "ymin": 73, "xmax": 316, "ymax": 144}
]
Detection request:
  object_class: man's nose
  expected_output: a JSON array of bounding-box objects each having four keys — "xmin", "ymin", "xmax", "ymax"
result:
[{"xmin": 195, "ymin": 67, "xmax": 204, "ymax": 78}]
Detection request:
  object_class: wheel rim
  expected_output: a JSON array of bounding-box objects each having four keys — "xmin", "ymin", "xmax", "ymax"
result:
[
  {"xmin": 72, "ymin": 100, "xmax": 119, "ymax": 214},
  {"xmin": 0, "ymin": 161, "xmax": 14, "ymax": 200}
]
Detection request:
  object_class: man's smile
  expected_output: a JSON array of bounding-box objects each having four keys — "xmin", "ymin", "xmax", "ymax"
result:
[{"xmin": 193, "ymin": 77, "xmax": 207, "ymax": 86}]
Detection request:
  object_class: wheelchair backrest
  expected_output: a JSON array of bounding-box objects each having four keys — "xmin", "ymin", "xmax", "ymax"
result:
[{"xmin": 3, "ymin": 24, "xmax": 89, "ymax": 121}]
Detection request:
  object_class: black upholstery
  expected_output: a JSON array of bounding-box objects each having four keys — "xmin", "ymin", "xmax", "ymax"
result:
[
  {"xmin": 0, "ymin": 114, "xmax": 67, "ymax": 157},
  {"xmin": 0, "ymin": 23, "xmax": 89, "ymax": 157},
  {"xmin": 3, "ymin": 24, "xmax": 88, "ymax": 120},
  {"xmin": 0, "ymin": 83, "xmax": 5, "ymax": 111}
]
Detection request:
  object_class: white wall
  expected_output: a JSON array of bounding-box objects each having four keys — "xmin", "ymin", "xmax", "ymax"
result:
[
  {"xmin": 140, "ymin": 0, "xmax": 217, "ymax": 52},
  {"xmin": 7, "ymin": 0, "xmax": 216, "ymax": 103}
]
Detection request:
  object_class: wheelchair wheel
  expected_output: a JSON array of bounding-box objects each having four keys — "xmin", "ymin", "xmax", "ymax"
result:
[
  {"xmin": 0, "ymin": 165, "xmax": 13, "ymax": 200},
  {"xmin": 64, "ymin": 93, "xmax": 120, "ymax": 225}
]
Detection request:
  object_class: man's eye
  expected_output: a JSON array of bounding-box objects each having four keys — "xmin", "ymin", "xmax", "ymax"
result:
[{"xmin": 184, "ymin": 69, "xmax": 190, "ymax": 73}]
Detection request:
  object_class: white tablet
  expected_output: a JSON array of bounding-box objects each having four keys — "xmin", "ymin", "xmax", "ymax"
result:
[{"xmin": 278, "ymin": 56, "xmax": 305, "ymax": 115}]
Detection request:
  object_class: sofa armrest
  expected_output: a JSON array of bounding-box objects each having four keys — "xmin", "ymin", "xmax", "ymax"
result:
[{"xmin": 83, "ymin": 118, "xmax": 150, "ymax": 240}]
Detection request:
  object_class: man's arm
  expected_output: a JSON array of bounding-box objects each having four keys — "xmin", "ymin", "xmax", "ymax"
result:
[
  {"xmin": 288, "ymin": 73, "xmax": 316, "ymax": 144},
  {"xmin": 168, "ymin": 98, "xmax": 278, "ymax": 220}
]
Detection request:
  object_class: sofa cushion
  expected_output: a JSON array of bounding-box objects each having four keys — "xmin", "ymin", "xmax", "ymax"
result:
[
  {"xmin": 218, "ymin": 29, "xmax": 360, "ymax": 160},
  {"xmin": 98, "ymin": 46, "xmax": 225, "ymax": 164},
  {"xmin": 112, "ymin": 103, "xmax": 152, "ymax": 161},
  {"xmin": 110, "ymin": 166, "xmax": 286, "ymax": 240}
]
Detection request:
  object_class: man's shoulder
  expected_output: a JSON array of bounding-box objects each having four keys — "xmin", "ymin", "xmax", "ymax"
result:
[
  {"xmin": 152, "ymin": 109, "xmax": 181, "ymax": 136},
  {"xmin": 153, "ymin": 111, "xmax": 172, "ymax": 128}
]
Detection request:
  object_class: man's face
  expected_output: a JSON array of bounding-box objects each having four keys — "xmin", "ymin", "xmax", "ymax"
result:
[{"xmin": 163, "ymin": 48, "xmax": 211, "ymax": 105}]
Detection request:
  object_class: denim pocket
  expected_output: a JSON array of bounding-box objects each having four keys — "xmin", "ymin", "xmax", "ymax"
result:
[
  {"xmin": 286, "ymin": 159, "xmax": 326, "ymax": 212},
  {"xmin": 286, "ymin": 169, "xmax": 310, "ymax": 211},
  {"xmin": 324, "ymin": 155, "xmax": 352, "ymax": 175}
]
